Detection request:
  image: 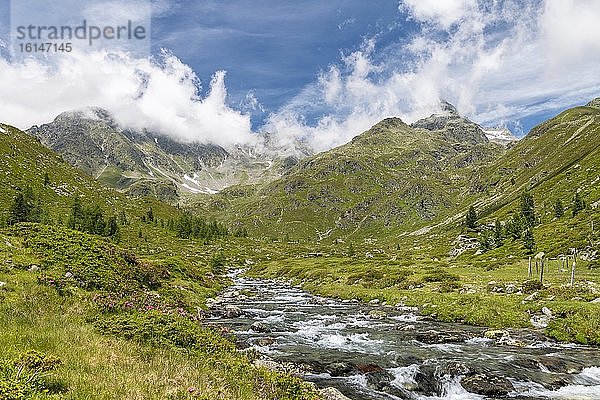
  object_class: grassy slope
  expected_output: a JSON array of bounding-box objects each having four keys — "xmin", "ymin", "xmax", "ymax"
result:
[
  {"xmin": 0, "ymin": 123, "xmax": 321, "ymax": 399},
  {"xmin": 202, "ymin": 118, "xmax": 504, "ymax": 241},
  {"xmin": 0, "ymin": 224, "xmax": 320, "ymax": 400},
  {"xmin": 0, "ymin": 123, "xmax": 180, "ymax": 226}
]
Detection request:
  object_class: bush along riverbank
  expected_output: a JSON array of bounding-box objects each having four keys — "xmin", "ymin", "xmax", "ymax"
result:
[{"xmin": 0, "ymin": 224, "xmax": 322, "ymax": 400}]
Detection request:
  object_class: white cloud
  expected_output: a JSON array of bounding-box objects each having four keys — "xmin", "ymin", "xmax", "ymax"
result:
[
  {"xmin": 540, "ymin": 0, "xmax": 600, "ymax": 67},
  {"xmin": 2, "ymin": 0, "xmax": 599, "ymax": 154},
  {"xmin": 265, "ymin": 0, "xmax": 600, "ymax": 150},
  {"xmin": 401, "ymin": 0, "xmax": 476, "ymax": 29},
  {"xmin": 0, "ymin": 50, "xmax": 256, "ymax": 147}
]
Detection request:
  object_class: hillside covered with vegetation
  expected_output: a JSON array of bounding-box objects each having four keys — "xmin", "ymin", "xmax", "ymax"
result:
[{"xmin": 1, "ymin": 99, "xmax": 599, "ymax": 399}]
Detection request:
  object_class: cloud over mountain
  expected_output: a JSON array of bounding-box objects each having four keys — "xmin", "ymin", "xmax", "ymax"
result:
[
  {"xmin": 0, "ymin": 50, "xmax": 256, "ymax": 147},
  {"xmin": 265, "ymin": 0, "xmax": 600, "ymax": 150},
  {"xmin": 1, "ymin": 0, "xmax": 599, "ymax": 152}
]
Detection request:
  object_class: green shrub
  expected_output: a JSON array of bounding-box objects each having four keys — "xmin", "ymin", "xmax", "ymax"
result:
[
  {"xmin": 92, "ymin": 311, "xmax": 235, "ymax": 354},
  {"xmin": 422, "ymin": 269, "xmax": 460, "ymax": 283},
  {"xmin": 7, "ymin": 224, "xmax": 169, "ymax": 293},
  {"xmin": 0, "ymin": 351, "xmax": 63, "ymax": 400},
  {"xmin": 546, "ymin": 304, "xmax": 600, "ymax": 345},
  {"xmin": 522, "ymin": 280, "xmax": 543, "ymax": 293}
]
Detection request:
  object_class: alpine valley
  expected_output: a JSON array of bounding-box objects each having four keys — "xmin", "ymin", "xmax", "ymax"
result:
[{"xmin": 1, "ymin": 99, "xmax": 600, "ymax": 400}]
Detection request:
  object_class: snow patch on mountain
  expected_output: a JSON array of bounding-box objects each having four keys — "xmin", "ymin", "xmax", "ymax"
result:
[{"xmin": 483, "ymin": 128, "xmax": 519, "ymax": 146}]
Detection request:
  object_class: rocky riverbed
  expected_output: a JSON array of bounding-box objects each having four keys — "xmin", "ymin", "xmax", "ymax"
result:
[{"xmin": 207, "ymin": 271, "xmax": 600, "ymax": 400}]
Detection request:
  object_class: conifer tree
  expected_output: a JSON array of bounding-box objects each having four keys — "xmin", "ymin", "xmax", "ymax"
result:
[
  {"xmin": 554, "ymin": 198, "xmax": 564, "ymax": 218},
  {"xmin": 8, "ymin": 187, "xmax": 40, "ymax": 225},
  {"xmin": 465, "ymin": 206, "xmax": 478, "ymax": 229},
  {"xmin": 572, "ymin": 191, "xmax": 585, "ymax": 217},
  {"xmin": 520, "ymin": 192, "xmax": 536, "ymax": 229},
  {"xmin": 494, "ymin": 219, "xmax": 503, "ymax": 247},
  {"xmin": 523, "ymin": 228, "xmax": 536, "ymax": 254}
]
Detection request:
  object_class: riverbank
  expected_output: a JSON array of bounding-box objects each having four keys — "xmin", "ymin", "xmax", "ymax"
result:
[
  {"xmin": 246, "ymin": 256, "xmax": 600, "ymax": 346},
  {"xmin": 209, "ymin": 271, "xmax": 600, "ymax": 400}
]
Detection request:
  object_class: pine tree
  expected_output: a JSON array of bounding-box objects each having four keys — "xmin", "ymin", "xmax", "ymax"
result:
[
  {"xmin": 494, "ymin": 219, "xmax": 503, "ymax": 247},
  {"xmin": 572, "ymin": 191, "xmax": 585, "ymax": 217},
  {"xmin": 8, "ymin": 187, "xmax": 40, "ymax": 225},
  {"xmin": 520, "ymin": 192, "xmax": 536, "ymax": 229},
  {"xmin": 554, "ymin": 198, "xmax": 564, "ymax": 218},
  {"xmin": 43, "ymin": 171, "xmax": 50, "ymax": 186},
  {"xmin": 505, "ymin": 212, "xmax": 523, "ymax": 239},
  {"xmin": 465, "ymin": 206, "xmax": 478, "ymax": 229},
  {"xmin": 479, "ymin": 229, "xmax": 494, "ymax": 251},
  {"xmin": 523, "ymin": 228, "xmax": 536, "ymax": 254},
  {"xmin": 68, "ymin": 196, "xmax": 84, "ymax": 230},
  {"xmin": 8, "ymin": 193, "xmax": 28, "ymax": 225}
]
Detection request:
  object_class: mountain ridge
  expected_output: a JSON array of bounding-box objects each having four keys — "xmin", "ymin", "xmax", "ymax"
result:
[{"xmin": 27, "ymin": 108, "xmax": 308, "ymax": 201}]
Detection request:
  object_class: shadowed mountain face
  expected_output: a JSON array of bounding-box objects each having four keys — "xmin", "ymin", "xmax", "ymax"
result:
[{"xmin": 27, "ymin": 108, "xmax": 306, "ymax": 202}]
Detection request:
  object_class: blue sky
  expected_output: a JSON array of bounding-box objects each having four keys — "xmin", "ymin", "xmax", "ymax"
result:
[
  {"xmin": 150, "ymin": 0, "xmax": 405, "ymax": 126},
  {"xmin": 1, "ymin": 0, "xmax": 600, "ymax": 150}
]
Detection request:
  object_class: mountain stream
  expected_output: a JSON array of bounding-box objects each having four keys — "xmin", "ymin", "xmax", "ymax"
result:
[{"xmin": 208, "ymin": 271, "xmax": 600, "ymax": 400}]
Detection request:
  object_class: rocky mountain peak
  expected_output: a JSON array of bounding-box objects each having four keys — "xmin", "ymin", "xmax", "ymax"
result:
[
  {"xmin": 482, "ymin": 127, "xmax": 519, "ymax": 147},
  {"xmin": 52, "ymin": 107, "xmax": 117, "ymax": 127},
  {"xmin": 372, "ymin": 117, "xmax": 407, "ymax": 130},
  {"xmin": 410, "ymin": 101, "xmax": 489, "ymax": 145},
  {"xmin": 440, "ymin": 100, "xmax": 459, "ymax": 115},
  {"xmin": 586, "ymin": 98, "xmax": 600, "ymax": 108}
]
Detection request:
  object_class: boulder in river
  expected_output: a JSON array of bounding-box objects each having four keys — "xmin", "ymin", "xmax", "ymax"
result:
[
  {"xmin": 416, "ymin": 329, "xmax": 474, "ymax": 344},
  {"xmin": 441, "ymin": 362, "xmax": 470, "ymax": 377},
  {"xmin": 538, "ymin": 356, "xmax": 583, "ymax": 374},
  {"xmin": 413, "ymin": 364, "xmax": 440, "ymax": 395},
  {"xmin": 326, "ymin": 362, "xmax": 355, "ymax": 377},
  {"xmin": 224, "ymin": 305, "xmax": 243, "ymax": 318},
  {"xmin": 356, "ymin": 364, "xmax": 384, "ymax": 374},
  {"xmin": 368, "ymin": 310, "xmax": 387, "ymax": 319},
  {"xmin": 254, "ymin": 337, "xmax": 276, "ymax": 347},
  {"xmin": 484, "ymin": 329, "xmax": 508, "ymax": 340},
  {"xmin": 320, "ymin": 387, "xmax": 352, "ymax": 400},
  {"xmin": 251, "ymin": 321, "xmax": 272, "ymax": 333},
  {"xmin": 365, "ymin": 369, "xmax": 395, "ymax": 391},
  {"xmin": 460, "ymin": 373, "xmax": 514, "ymax": 396}
]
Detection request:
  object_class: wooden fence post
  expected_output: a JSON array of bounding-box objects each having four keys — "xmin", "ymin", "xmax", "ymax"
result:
[
  {"xmin": 540, "ymin": 257, "xmax": 544, "ymax": 283},
  {"xmin": 528, "ymin": 256, "xmax": 532, "ymax": 278},
  {"xmin": 570, "ymin": 252, "xmax": 577, "ymax": 287}
]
